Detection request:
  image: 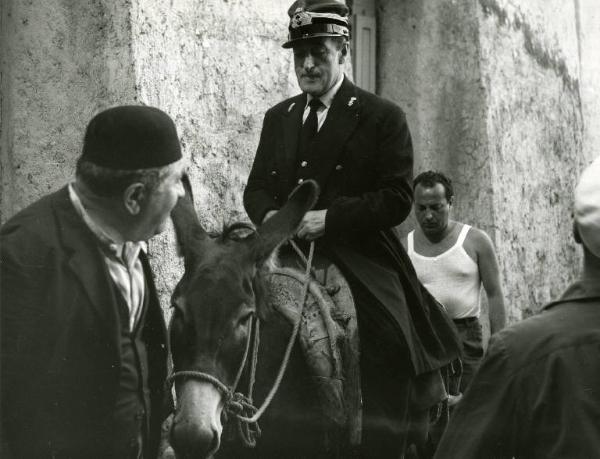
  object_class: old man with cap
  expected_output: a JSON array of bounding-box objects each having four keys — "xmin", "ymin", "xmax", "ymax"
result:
[
  {"xmin": 434, "ymin": 156, "xmax": 600, "ymax": 458},
  {"xmin": 244, "ymin": 1, "xmax": 460, "ymax": 457},
  {"xmin": 1, "ymin": 106, "xmax": 185, "ymax": 458}
]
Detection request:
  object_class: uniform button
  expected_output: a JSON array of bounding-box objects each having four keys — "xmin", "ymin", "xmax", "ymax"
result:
[
  {"xmin": 274, "ymin": 195, "xmax": 279, "ymax": 200},
  {"xmin": 270, "ymin": 170, "xmax": 277, "ymax": 176},
  {"xmin": 335, "ymin": 164, "xmax": 343, "ymax": 171},
  {"xmin": 297, "ymin": 178, "xmax": 304, "ymax": 184},
  {"xmin": 300, "ymin": 161, "xmax": 308, "ymax": 167}
]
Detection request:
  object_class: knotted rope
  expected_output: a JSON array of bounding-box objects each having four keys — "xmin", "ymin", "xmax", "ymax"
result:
[{"xmin": 235, "ymin": 241, "xmax": 314, "ymax": 423}]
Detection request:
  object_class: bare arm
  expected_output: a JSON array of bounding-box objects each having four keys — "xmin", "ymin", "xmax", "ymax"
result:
[{"xmin": 474, "ymin": 229, "xmax": 507, "ymax": 334}]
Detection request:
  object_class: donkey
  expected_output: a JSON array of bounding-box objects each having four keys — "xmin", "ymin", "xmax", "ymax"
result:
[{"xmin": 167, "ymin": 178, "xmax": 350, "ymax": 458}]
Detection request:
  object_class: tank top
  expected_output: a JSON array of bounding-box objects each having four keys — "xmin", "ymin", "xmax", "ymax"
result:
[{"xmin": 407, "ymin": 224, "xmax": 481, "ymax": 319}]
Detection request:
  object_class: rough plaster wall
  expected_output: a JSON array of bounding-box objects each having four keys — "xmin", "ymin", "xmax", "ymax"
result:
[
  {"xmin": 377, "ymin": 0, "xmax": 495, "ymax": 336},
  {"xmin": 128, "ymin": 0, "xmax": 298, "ymax": 312},
  {"xmin": 378, "ymin": 0, "xmax": 587, "ymax": 323},
  {"xmin": 477, "ymin": 0, "xmax": 585, "ymax": 320},
  {"xmin": 1, "ymin": 0, "xmax": 593, "ymax": 322},
  {"xmin": 378, "ymin": 0, "xmax": 492, "ymax": 235},
  {"xmin": 577, "ymin": 0, "xmax": 600, "ymax": 162},
  {"xmin": 0, "ymin": 0, "xmax": 138, "ymax": 223}
]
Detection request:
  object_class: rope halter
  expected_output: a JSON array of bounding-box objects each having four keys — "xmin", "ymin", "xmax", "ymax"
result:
[{"xmin": 167, "ymin": 241, "xmax": 315, "ymax": 448}]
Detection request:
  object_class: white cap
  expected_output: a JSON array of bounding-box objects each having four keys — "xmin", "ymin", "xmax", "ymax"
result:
[{"xmin": 574, "ymin": 156, "xmax": 600, "ymax": 257}]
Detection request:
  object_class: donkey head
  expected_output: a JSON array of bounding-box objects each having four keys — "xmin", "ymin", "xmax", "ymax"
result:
[{"xmin": 168, "ymin": 177, "xmax": 319, "ymax": 458}]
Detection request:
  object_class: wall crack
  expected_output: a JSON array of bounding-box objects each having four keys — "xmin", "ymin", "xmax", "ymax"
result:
[{"xmin": 479, "ymin": 0, "xmax": 579, "ymax": 93}]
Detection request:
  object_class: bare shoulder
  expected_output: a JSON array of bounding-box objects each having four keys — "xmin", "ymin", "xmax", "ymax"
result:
[{"xmin": 464, "ymin": 226, "xmax": 496, "ymax": 256}]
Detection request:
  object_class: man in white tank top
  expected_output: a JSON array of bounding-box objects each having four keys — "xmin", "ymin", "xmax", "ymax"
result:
[{"xmin": 403, "ymin": 171, "xmax": 506, "ymax": 395}]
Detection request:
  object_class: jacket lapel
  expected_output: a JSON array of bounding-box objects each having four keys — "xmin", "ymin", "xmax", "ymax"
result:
[
  {"xmin": 279, "ymin": 78, "xmax": 361, "ymax": 191},
  {"xmin": 311, "ymin": 77, "xmax": 360, "ymax": 188},
  {"xmin": 280, "ymin": 93, "xmax": 306, "ymax": 185},
  {"xmin": 53, "ymin": 188, "xmax": 119, "ymax": 330}
]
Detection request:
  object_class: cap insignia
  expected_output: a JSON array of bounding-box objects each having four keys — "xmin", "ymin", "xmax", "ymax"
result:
[{"xmin": 292, "ymin": 11, "xmax": 313, "ymax": 28}]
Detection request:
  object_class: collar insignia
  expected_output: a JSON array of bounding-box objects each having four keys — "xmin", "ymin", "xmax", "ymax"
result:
[
  {"xmin": 348, "ymin": 97, "xmax": 357, "ymax": 107},
  {"xmin": 288, "ymin": 102, "xmax": 296, "ymax": 112}
]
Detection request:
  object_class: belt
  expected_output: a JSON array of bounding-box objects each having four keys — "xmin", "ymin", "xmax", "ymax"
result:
[{"xmin": 453, "ymin": 317, "xmax": 478, "ymax": 325}]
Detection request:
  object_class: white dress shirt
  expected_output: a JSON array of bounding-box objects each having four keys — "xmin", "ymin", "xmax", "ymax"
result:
[
  {"xmin": 69, "ymin": 184, "xmax": 147, "ymax": 331},
  {"xmin": 302, "ymin": 74, "xmax": 345, "ymax": 131}
]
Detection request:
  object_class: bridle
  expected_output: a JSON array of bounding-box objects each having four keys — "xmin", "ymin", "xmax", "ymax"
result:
[
  {"xmin": 167, "ymin": 241, "xmax": 315, "ymax": 448},
  {"xmin": 167, "ymin": 312, "xmax": 261, "ymax": 447}
]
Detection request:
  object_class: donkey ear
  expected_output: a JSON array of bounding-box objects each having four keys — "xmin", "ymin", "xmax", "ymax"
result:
[
  {"xmin": 171, "ymin": 173, "xmax": 209, "ymax": 269},
  {"xmin": 253, "ymin": 179, "xmax": 319, "ymax": 263}
]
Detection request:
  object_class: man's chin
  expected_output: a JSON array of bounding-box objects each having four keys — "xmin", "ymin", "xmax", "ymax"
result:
[
  {"xmin": 422, "ymin": 228, "xmax": 442, "ymax": 238},
  {"xmin": 298, "ymin": 81, "xmax": 324, "ymax": 97}
]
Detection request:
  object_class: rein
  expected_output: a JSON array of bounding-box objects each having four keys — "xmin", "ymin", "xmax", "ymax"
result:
[{"xmin": 167, "ymin": 241, "xmax": 315, "ymax": 448}]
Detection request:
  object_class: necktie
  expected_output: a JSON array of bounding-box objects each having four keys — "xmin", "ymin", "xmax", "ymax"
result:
[
  {"xmin": 298, "ymin": 98, "xmax": 324, "ymax": 162},
  {"xmin": 304, "ymin": 98, "xmax": 323, "ymax": 137}
]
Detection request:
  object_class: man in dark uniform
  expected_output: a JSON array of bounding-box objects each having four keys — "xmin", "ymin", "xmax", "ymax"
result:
[
  {"xmin": 1, "ymin": 106, "xmax": 183, "ymax": 458},
  {"xmin": 243, "ymin": 2, "xmax": 460, "ymax": 457}
]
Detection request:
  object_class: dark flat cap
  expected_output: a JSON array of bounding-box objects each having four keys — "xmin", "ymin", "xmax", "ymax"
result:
[{"xmin": 81, "ymin": 105, "xmax": 182, "ymax": 170}]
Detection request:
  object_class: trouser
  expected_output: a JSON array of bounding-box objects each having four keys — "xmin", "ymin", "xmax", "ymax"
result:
[
  {"xmin": 352, "ymin": 282, "xmax": 414, "ymax": 459},
  {"xmin": 452, "ymin": 317, "xmax": 484, "ymax": 394}
]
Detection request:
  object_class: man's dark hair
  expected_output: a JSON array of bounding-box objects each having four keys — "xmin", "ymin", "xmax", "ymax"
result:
[{"xmin": 413, "ymin": 170, "xmax": 454, "ymax": 201}]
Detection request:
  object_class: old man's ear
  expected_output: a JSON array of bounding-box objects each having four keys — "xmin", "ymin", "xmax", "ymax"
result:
[{"xmin": 123, "ymin": 182, "xmax": 147, "ymax": 215}]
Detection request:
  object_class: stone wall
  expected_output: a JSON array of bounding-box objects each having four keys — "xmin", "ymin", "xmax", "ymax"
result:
[
  {"xmin": 378, "ymin": 0, "xmax": 492, "ymax": 231},
  {"xmin": 478, "ymin": 0, "xmax": 585, "ymax": 320},
  {"xmin": 577, "ymin": 0, "xmax": 600, "ymax": 163},
  {"xmin": 0, "ymin": 0, "xmax": 298, "ymax": 313},
  {"xmin": 1, "ymin": 0, "xmax": 137, "ymax": 223},
  {"xmin": 2, "ymin": 0, "xmax": 598, "ymax": 321},
  {"xmin": 128, "ymin": 0, "xmax": 298, "ymax": 311},
  {"xmin": 378, "ymin": 0, "xmax": 590, "ymax": 323}
]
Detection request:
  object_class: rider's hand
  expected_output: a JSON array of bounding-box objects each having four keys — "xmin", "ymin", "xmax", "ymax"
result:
[{"xmin": 296, "ymin": 210, "xmax": 327, "ymax": 241}]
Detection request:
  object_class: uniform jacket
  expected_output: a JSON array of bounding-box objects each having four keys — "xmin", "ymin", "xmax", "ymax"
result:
[
  {"xmin": 0, "ymin": 187, "xmax": 170, "ymax": 458},
  {"xmin": 244, "ymin": 77, "xmax": 460, "ymax": 376},
  {"xmin": 435, "ymin": 279, "xmax": 600, "ymax": 458}
]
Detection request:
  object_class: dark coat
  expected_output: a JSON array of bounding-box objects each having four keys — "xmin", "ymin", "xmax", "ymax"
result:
[
  {"xmin": 244, "ymin": 77, "xmax": 460, "ymax": 376},
  {"xmin": 0, "ymin": 187, "xmax": 170, "ymax": 458},
  {"xmin": 435, "ymin": 280, "xmax": 600, "ymax": 458}
]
